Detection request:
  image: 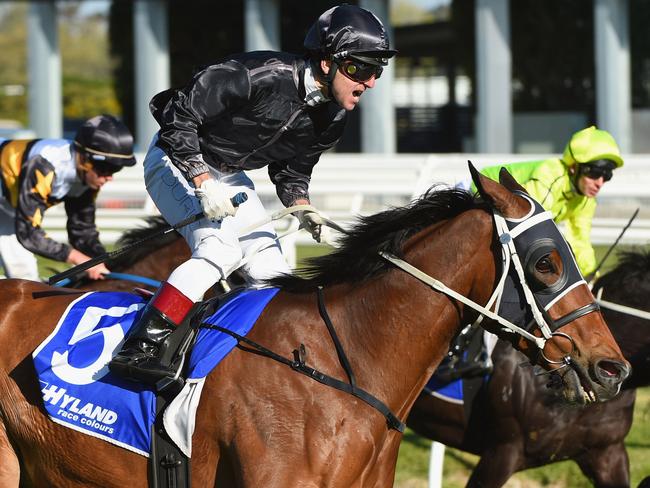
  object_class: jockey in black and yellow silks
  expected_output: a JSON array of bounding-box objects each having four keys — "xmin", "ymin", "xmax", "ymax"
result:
[{"xmin": 0, "ymin": 115, "xmax": 136, "ymax": 281}]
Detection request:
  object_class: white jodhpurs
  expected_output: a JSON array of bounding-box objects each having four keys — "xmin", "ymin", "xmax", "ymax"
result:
[
  {"xmin": 0, "ymin": 199, "xmax": 39, "ymax": 280},
  {"xmin": 143, "ymin": 141, "xmax": 291, "ymax": 302}
]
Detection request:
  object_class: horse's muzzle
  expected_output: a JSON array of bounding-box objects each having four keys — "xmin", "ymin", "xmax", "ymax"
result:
[{"xmin": 561, "ymin": 356, "xmax": 630, "ymax": 404}]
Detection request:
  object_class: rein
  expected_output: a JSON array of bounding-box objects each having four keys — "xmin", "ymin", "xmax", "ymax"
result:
[
  {"xmin": 596, "ymin": 288, "xmax": 650, "ymax": 322},
  {"xmin": 598, "ymin": 299, "xmax": 650, "ymax": 321},
  {"xmin": 235, "ymin": 204, "xmax": 344, "ymax": 270},
  {"xmin": 199, "ymin": 286, "xmax": 406, "ymax": 433},
  {"xmin": 52, "ymin": 272, "xmax": 163, "ymax": 289},
  {"xmin": 48, "ymin": 203, "xmax": 333, "ymax": 287},
  {"xmin": 379, "ymin": 252, "xmax": 546, "ymax": 349},
  {"xmin": 379, "ymin": 204, "xmax": 600, "ymax": 353}
]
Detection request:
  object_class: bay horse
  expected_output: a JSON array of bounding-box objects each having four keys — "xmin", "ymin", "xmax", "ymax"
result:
[
  {"xmin": 407, "ymin": 249, "xmax": 650, "ymax": 488},
  {"xmin": 0, "ymin": 168, "xmax": 629, "ymax": 487}
]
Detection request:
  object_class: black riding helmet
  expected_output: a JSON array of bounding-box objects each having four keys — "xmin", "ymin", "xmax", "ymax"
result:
[
  {"xmin": 304, "ymin": 4, "xmax": 397, "ymax": 84},
  {"xmin": 74, "ymin": 115, "xmax": 136, "ymax": 175}
]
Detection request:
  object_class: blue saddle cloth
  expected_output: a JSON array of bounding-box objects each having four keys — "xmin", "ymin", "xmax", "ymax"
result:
[
  {"xmin": 425, "ymin": 353, "xmax": 470, "ymax": 403},
  {"xmin": 425, "ymin": 353, "xmax": 491, "ymax": 404},
  {"xmin": 32, "ymin": 287, "xmax": 279, "ymax": 456},
  {"xmin": 425, "ymin": 372, "xmax": 464, "ymax": 403}
]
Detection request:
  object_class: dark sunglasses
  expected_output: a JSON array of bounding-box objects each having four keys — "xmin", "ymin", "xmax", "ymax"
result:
[
  {"xmin": 339, "ymin": 59, "xmax": 383, "ymax": 83},
  {"xmin": 89, "ymin": 159, "xmax": 120, "ymax": 177},
  {"xmin": 579, "ymin": 163, "xmax": 613, "ymax": 182}
]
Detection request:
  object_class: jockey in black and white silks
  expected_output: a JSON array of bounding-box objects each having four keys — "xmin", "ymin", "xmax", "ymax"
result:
[{"xmin": 109, "ymin": 5, "xmax": 398, "ymax": 387}]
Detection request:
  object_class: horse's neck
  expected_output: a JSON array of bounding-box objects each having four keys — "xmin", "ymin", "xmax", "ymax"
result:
[
  {"xmin": 599, "ymin": 289, "xmax": 649, "ymax": 361},
  {"xmin": 597, "ymin": 273, "xmax": 650, "ymax": 362},
  {"xmin": 333, "ymin": 214, "xmax": 497, "ymax": 416}
]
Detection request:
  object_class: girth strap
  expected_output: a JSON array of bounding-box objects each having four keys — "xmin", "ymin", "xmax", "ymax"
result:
[
  {"xmin": 199, "ymin": 290, "xmax": 406, "ymax": 433},
  {"xmin": 150, "ymin": 393, "xmax": 191, "ymax": 488}
]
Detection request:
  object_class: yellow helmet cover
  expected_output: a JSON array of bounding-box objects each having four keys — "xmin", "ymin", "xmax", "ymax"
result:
[{"xmin": 562, "ymin": 126, "xmax": 623, "ymax": 168}]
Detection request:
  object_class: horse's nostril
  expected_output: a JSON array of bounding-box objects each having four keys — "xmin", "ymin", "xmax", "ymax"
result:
[
  {"xmin": 600, "ymin": 361, "xmax": 619, "ymax": 376},
  {"xmin": 595, "ymin": 359, "xmax": 630, "ymax": 381}
]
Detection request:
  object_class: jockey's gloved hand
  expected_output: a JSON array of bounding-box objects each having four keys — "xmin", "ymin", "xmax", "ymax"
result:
[
  {"xmin": 296, "ymin": 210, "xmax": 323, "ymax": 243},
  {"xmin": 195, "ymin": 179, "xmax": 236, "ymax": 220}
]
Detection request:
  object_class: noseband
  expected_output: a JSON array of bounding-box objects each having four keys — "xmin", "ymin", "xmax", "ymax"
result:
[{"xmin": 380, "ymin": 193, "xmax": 600, "ymax": 359}]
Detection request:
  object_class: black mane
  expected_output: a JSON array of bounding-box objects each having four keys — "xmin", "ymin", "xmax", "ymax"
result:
[
  {"xmin": 106, "ymin": 216, "xmax": 179, "ymax": 270},
  {"xmin": 267, "ymin": 187, "xmax": 481, "ymax": 292},
  {"xmin": 594, "ymin": 249, "xmax": 650, "ymax": 309}
]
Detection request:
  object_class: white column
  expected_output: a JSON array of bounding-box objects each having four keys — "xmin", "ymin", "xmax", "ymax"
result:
[
  {"xmin": 244, "ymin": 0, "xmax": 280, "ymax": 51},
  {"xmin": 359, "ymin": 0, "xmax": 396, "ymax": 153},
  {"xmin": 594, "ymin": 0, "xmax": 631, "ymax": 152},
  {"xmin": 475, "ymin": 0, "xmax": 512, "ymax": 152},
  {"xmin": 27, "ymin": 1, "xmax": 62, "ymax": 138},
  {"xmin": 133, "ymin": 0, "xmax": 170, "ymax": 151}
]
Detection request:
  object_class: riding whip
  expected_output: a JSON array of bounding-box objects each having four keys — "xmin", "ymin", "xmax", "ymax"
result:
[
  {"xmin": 588, "ymin": 207, "xmax": 639, "ymax": 285},
  {"xmin": 47, "ymin": 192, "xmax": 248, "ymax": 286}
]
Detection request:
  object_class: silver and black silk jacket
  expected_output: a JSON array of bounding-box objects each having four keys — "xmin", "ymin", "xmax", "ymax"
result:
[{"xmin": 150, "ymin": 51, "xmax": 347, "ymax": 207}]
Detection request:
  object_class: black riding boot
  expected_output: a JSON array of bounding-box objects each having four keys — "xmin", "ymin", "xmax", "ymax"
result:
[
  {"xmin": 435, "ymin": 324, "xmax": 493, "ymax": 383},
  {"xmin": 109, "ymin": 282, "xmax": 195, "ymax": 389}
]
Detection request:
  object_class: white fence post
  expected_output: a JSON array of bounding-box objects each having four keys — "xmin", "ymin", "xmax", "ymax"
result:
[{"xmin": 428, "ymin": 441, "xmax": 446, "ymax": 488}]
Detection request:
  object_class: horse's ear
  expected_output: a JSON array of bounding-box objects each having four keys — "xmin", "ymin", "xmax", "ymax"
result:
[
  {"xmin": 498, "ymin": 167, "xmax": 528, "ymax": 194},
  {"xmin": 468, "ymin": 160, "xmax": 486, "ymax": 198},
  {"xmin": 468, "ymin": 160, "xmax": 529, "ymax": 218}
]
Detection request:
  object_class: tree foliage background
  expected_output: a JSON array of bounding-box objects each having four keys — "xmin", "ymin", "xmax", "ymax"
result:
[
  {"xmin": 0, "ymin": 5, "xmax": 28, "ymax": 125},
  {"xmin": 0, "ymin": 2, "xmax": 120, "ymax": 127}
]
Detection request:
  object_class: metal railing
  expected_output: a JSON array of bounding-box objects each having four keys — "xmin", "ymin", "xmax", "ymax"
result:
[{"xmin": 41, "ymin": 153, "xmax": 650, "ymax": 247}]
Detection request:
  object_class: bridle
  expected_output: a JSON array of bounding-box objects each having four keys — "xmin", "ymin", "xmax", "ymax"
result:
[{"xmin": 380, "ymin": 192, "xmax": 600, "ymax": 367}]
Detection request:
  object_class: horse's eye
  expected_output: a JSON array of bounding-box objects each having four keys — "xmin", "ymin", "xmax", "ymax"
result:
[{"xmin": 536, "ymin": 255, "xmax": 555, "ymax": 274}]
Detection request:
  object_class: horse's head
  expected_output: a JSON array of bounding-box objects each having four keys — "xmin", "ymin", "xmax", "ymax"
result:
[{"xmin": 471, "ymin": 163, "xmax": 630, "ymax": 405}]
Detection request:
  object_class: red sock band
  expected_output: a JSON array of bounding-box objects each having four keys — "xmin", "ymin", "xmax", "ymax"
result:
[{"xmin": 151, "ymin": 282, "xmax": 194, "ymax": 325}]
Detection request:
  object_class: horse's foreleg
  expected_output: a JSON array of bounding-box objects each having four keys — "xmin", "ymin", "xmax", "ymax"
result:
[
  {"xmin": 467, "ymin": 444, "xmax": 522, "ymax": 488},
  {"xmin": 574, "ymin": 442, "xmax": 630, "ymax": 488},
  {"xmin": 0, "ymin": 420, "xmax": 19, "ymax": 488}
]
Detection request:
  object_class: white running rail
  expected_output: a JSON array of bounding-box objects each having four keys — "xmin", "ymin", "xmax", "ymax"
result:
[{"xmin": 41, "ymin": 153, "xmax": 650, "ymax": 249}]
